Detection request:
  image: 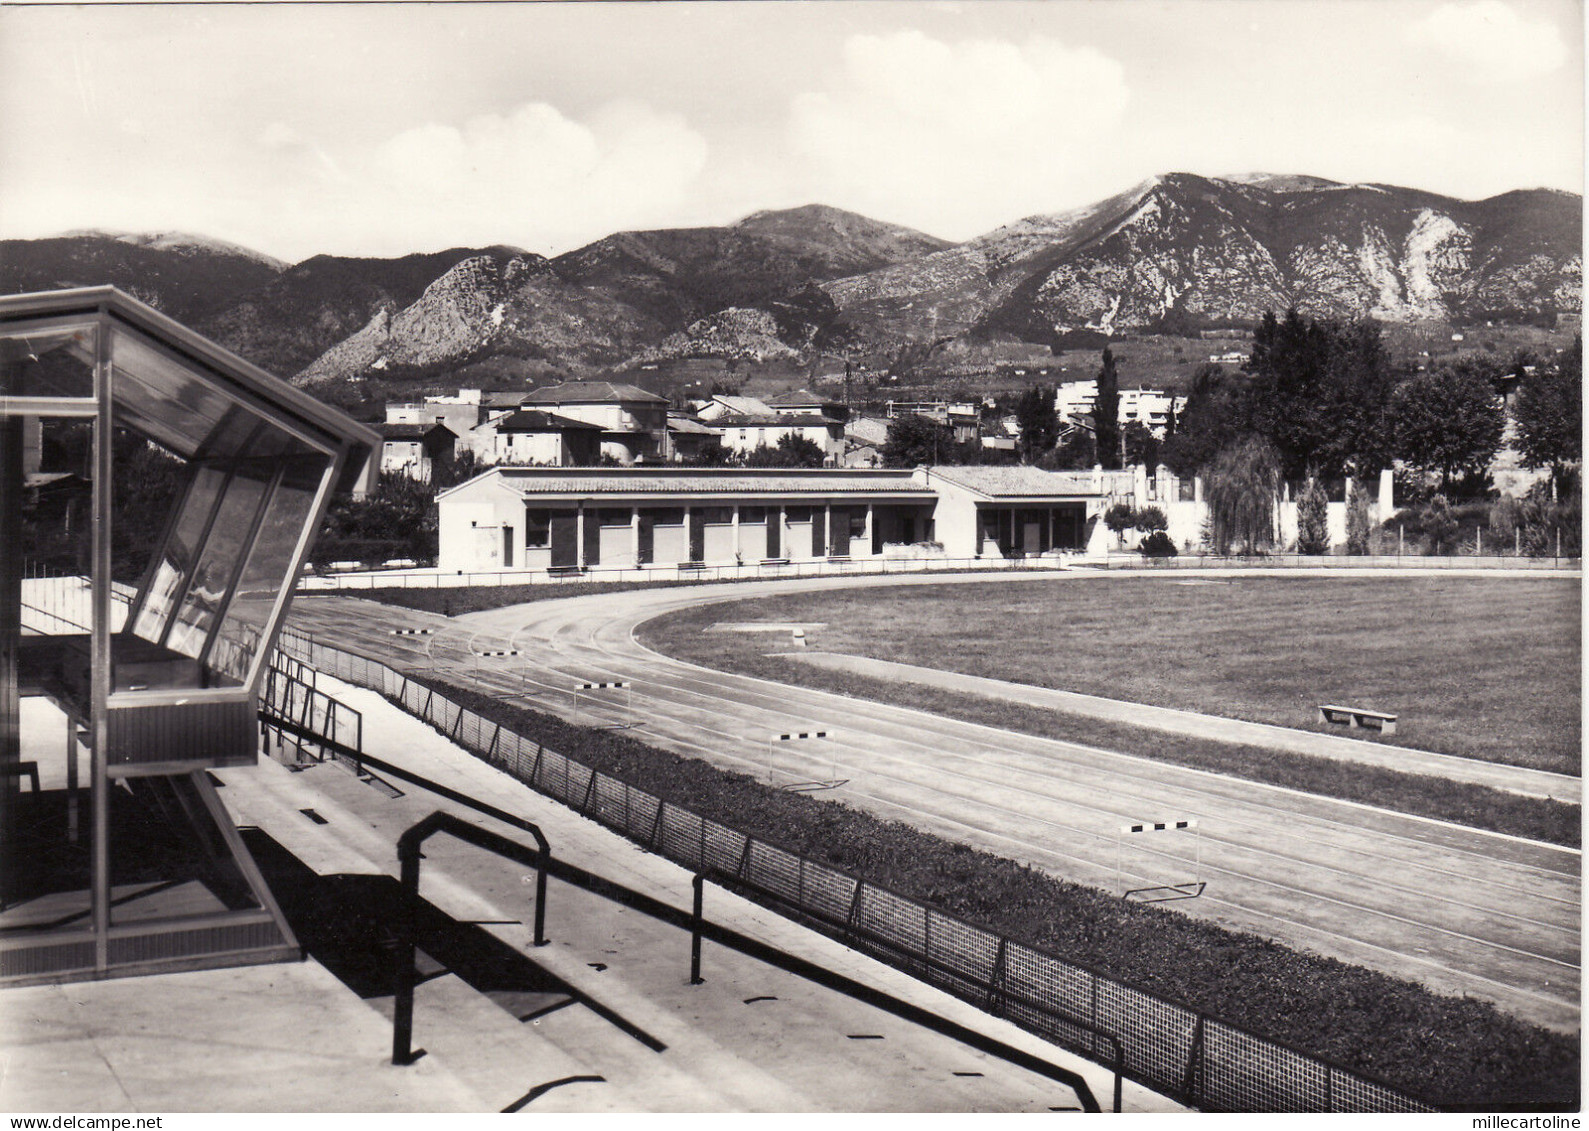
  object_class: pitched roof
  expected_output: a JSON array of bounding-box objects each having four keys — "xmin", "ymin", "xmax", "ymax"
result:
[
  {"xmin": 441, "ymin": 466, "xmax": 931, "ymax": 501},
  {"xmin": 377, "ymin": 421, "xmax": 455, "ymax": 440},
  {"xmin": 667, "ymin": 414, "xmax": 721, "ymax": 436},
  {"xmin": 925, "ymin": 465, "xmax": 1102, "ymax": 499},
  {"xmin": 768, "ymin": 388, "xmax": 839, "ymax": 407},
  {"xmin": 706, "ymin": 395, "xmax": 775, "ymax": 415},
  {"xmin": 522, "ymin": 380, "xmax": 667, "ymax": 405},
  {"xmin": 493, "ymin": 409, "xmax": 604, "ymax": 433}
]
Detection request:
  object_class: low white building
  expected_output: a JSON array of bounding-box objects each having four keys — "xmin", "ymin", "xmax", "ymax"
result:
[{"xmin": 435, "ymin": 465, "xmax": 1107, "ymax": 573}]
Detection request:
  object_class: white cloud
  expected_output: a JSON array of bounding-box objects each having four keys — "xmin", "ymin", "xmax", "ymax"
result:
[
  {"xmin": 362, "ymin": 100, "xmax": 708, "ymax": 252},
  {"xmin": 1409, "ymin": 0, "xmax": 1569, "ymax": 83},
  {"xmin": 787, "ymin": 30, "xmax": 1130, "ymax": 237}
]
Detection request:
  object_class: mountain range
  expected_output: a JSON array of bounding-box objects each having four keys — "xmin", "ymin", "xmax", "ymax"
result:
[{"xmin": 2, "ymin": 174, "xmax": 1578, "ymax": 402}]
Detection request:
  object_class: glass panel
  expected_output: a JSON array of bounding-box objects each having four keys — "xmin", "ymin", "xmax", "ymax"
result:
[
  {"xmin": 647, "ymin": 507, "xmax": 684, "ymax": 526},
  {"xmin": 164, "ymin": 464, "xmax": 270, "ymax": 658},
  {"xmin": 700, "ymin": 506, "xmax": 733, "ymax": 525},
  {"xmin": 209, "ymin": 454, "xmax": 328, "ymax": 683},
  {"xmin": 598, "ymin": 508, "xmax": 632, "ymax": 527},
  {"xmin": 739, "ymin": 507, "xmax": 767, "ymax": 524},
  {"xmin": 132, "ymin": 464, "xmax": 226, "ymax": 642},
  {"xmin": 110, "ymin": 329, "xmax": 235, "ymax": 460},
  {"xmin": 0, "ymin": 322, "xmax": 97, "ymax": 406}
]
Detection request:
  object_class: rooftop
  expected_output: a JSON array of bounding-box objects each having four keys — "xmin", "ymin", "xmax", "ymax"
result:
[
  {"xmin": 523, "ymin": 381, "xmax": 668, "ymax": 405},
  {"xmin": 444, "ymin": 466, "xmax": 932, "ymax": 500},
  {"xmin": 924, "ymin": 465, "xmax": 1102, "ymax": 499},
  {"xmin": 377, "ymin": 421, "xmax": 456, "ymax": 440},
  {"xmin": 493, "ymin": 409, "xmax": 604, "ymax": 433}
]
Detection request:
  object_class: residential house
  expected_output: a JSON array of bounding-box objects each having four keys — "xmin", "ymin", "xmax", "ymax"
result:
[
  {"xmin": 489, "ymin": 410, "xmax": 603, "ymax": 466},
  {"xmin": 520, "ymin": 381, "xmax": 671, "ymax": 465},
  {"xmin": 377, "ymin": 422, "xmax": 456, "ymax": 482}
]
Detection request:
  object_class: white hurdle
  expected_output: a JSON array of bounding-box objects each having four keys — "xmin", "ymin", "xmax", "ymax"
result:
[
  {"xmin": 1115, "ymin": 819, "xmax": 1204, "ymax": 902},
  {"xmin": 766, "ymin": 728, "xmax": 846, "ymax": 792},
  {"xmin": 571, "ymin": 679, "xmax": 634, "ymax": 727}
]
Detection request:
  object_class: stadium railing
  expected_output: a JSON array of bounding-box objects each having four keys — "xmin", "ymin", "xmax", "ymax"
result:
[{"xmin": 272, "ymin": 625, "xmax": 1439, "ymax": 1114}]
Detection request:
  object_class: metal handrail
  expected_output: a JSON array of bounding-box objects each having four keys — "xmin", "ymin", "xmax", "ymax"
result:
[{"xmin": 392, "ymin": 811, "xmax": 552, "ymax": 1065}]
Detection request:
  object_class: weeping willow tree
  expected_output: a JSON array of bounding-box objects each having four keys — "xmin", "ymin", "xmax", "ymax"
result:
[{"xmin": 1205, "ymin": 437, "xmax": 1281, "ymax": 554}]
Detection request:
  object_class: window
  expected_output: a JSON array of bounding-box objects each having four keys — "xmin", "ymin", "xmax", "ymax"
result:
[
  {"xmin": 739, "ymin": 506, "xmax": 767, "ymax": 524},
  {"xmin": 599, "ymin": 508, "xmax": 632, "ymax": 527},
  {"xmin": 848, "ymin": 509, "xmax": 867, "ymax": 538},
  {"xmin": 525, "ymin": 509, "xmax": 551, "ymax": 548},
  {"xmin": 785, "ymin": 505, "xmax": 813, "ymax": 523},
  {"xmin": 700, "ymin": 506, "xmax": 733, "ymax": 525},
  {"xmin": 647, "ymin": 507, "xmax": 685, "ymax": 526}
]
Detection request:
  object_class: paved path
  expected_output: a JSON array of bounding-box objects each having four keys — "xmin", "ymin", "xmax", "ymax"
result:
[
  {"xmin": 282, "ymin": 567, "xmax": 1581, "ymax": 1034},
  {"xmin": 782, "ymin": 652, "xmax": 1579, "ymax": 802},
  {"xmin": 235, "ymin": 676, "xmax": 1157, "ymax": 1112}
]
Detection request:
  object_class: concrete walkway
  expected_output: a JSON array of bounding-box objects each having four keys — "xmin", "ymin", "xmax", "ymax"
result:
[
  {"xmin": 1, "ymin": 682, "xmax": 1176, "ymax": 1113},
  {"xmin": 783, "ymin": 652, "xmax": 1581, "ymax": 804}
]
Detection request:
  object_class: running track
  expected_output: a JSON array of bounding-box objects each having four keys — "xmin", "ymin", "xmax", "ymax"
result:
[{"xmin": 286, "ymin": 568, "xmax": 1581, "ymax": 1032}]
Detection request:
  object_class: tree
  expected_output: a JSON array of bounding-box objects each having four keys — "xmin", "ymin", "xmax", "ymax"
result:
[
  {"xmin": 1135, "ymin": 506, "xmax": 1169, "ymax": 533},
  {"xmin": 1296, "ymin": 478, "xmax": 1330, "ymax": 554},
  {"xmin": 1160, "ymin": 363, "xmax": 1250, "ymax": 477},
  {"xmin": 1039, "ymin": 427, "xmax": 1095, "ymax": 470},
  {"xmin": 1205, "ymin": 437, "xmax": 1281, "ymax": 554},
  {"xmin": 743, "ymin": 432, "xmax": 826, "ymax": 468},
  {"xmin": 1014, "ymin": 385, "xmax": 1058, "ymax": 462},
  {"xmin": 881, "ymin": 414, "xmax": 953, "ymax": 468},
  {"xmin": 1094, "ymin": 348, "xmax": 1121, "ymax": 469},
  {"xmin": 1391, "ymin": 362, "xmax": 1505, "ymax": 491},
  {"xmin": 1514, "ymin": 336, "xmax": 1582, "ymax": 495},
  {"xmin": 1346, "ymin": 479, "xmax": 1373, "ymax": 555},
  {"xmin": 1121, "ymin": 421, "xmax": 1160, "ymax": 469},
  {"xmin": 680, "ymin": 438, "xmax": 733, "ymax": 467},
  {"xmin": 1419, "ymin": 493, "xmax": 1458, "ymax": 555},
  {"xmin": 1246, "ymin": 309, "xmax": 1397, "ymax": 480}
]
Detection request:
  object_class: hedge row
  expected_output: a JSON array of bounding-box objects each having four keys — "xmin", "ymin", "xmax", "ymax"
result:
[{"xmin": 400, "ymin": 669, "xmax": 1578, "ymax": 1109}]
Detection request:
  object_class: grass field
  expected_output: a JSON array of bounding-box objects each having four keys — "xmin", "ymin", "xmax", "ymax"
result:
[{"xmin": 641, "ymin": 575, "xmax": 1580, "ymax": 775}]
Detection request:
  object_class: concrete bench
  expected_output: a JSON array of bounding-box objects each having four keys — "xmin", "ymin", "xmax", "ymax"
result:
[
  {"xmin": 1318, "ymin": 704, "xmax": 1397, "ymax": 735},
  {"xmin": 546, "ymin": 565, "xmax": 585, "ymax": 577}
]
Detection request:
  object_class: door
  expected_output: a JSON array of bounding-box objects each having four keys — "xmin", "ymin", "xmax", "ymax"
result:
[
  {"xmin": 582, "ymin": 511, "xmax": 601, "ymax": 566},
  {"xmin": 637, "ymin": 515, "xmax": 654, "ymax": 565},
  {"xmin": 829, "ymin": 507, "xmax": 850, "ymax": 556},
  {"xmin": 549, "ymin": 512, "xmax": 578, "ymax": 568},
  {"xmin": 812, "ymin": 508, "xmax": 826, "ymax": 557},
  {"xmin": 688, "ymin": 510, "xmax": 705, "ymax": 562},
  {"xmin": 502, "ymin": 527, "xmax": 514, "ymax": 568},
  {"xmin": 766, "ymin": 508, "xmax": 781, "ymax": 558}
]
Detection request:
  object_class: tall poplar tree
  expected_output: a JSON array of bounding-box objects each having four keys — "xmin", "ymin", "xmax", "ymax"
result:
[{"xmin": 1095, "ymin": 347, "xmax": 1121, "ymax": 469}]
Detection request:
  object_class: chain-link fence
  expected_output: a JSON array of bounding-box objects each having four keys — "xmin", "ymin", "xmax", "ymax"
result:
[{"xmin": 273, "ymin": 627, "xmax": 1438, "ymax": 1114}]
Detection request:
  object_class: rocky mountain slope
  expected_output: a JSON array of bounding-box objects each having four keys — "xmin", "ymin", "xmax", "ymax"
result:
[
  {"xmin": 0, "ymin": 231, "xmax": 286, "ymax": 323},
  {"xmin": 825, "ymin": 174, "xmax": 1582, "ymax": 342},
  {"xmin": 1, "ymin": 181, "xmax": 1577, "ymax": 401}
]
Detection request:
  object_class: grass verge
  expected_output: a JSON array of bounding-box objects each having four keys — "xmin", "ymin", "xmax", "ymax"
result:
[
  {"xmin": 395, "ymin": 668, "xmax": 1578, "ymax": 1108},
  {"xmin": 635, "ymin": 613, "xmax": 1578, "ymax": 846},
  {"xmin": 634, "ymin": 576, "xmax": 1580, "ymax": 772}
]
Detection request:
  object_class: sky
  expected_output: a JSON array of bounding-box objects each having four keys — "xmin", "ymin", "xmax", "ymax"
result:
[{"xmin": 0, "ymin": 0, "xmax": 1581, "ymax": 263}]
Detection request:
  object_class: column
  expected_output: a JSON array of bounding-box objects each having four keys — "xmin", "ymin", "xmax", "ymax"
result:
[
  {"xmin": 732, "ymin": 504, "xmax": 741, "ymax": 565},
  {"xmin": 866, "ymin": 503, "xmax": 875, "ymax": 556},
  {"xmin": 631, "ymin": 506, "xmax": 641, "ymax": 567},
  {"xmin": 1378, "ymin": 468, "xmax": 1394, "ymax": 518},
  {"xmin": 576, "ymin": 505, "xmax": 586, "ymax": 568}
]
